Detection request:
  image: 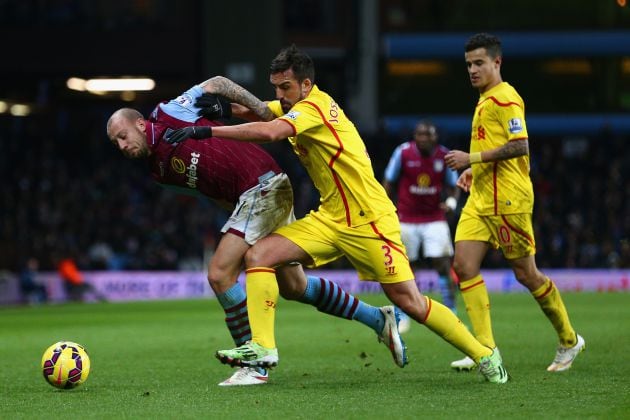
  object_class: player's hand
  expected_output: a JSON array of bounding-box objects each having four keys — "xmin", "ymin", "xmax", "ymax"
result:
[
  {"xmin": 445, "ymin": 150, "xmax": 470, "ymax": 170},
  {"xmin": 456, "ymin": 168, "xmax": 473, "ymax": 192},
  {"xmin": 163, "ymin": 126, "xmax": 212, "ymax": 144},
  {"xmin": 195, "ymin": 94, "xmax": 232, "ymax": 120}
]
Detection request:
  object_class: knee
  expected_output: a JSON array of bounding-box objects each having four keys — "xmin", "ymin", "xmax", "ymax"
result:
[
  {"xmin": 207, "ymin": 265, "xmax": 236, "ymax": 293},
  {"xmin": 244, "ymin": 245, "xmax": 270, "ymax": 268},
  {"xmin": 513, "ymin": 268, "xmax": 546, "ymax": 291},
  {"xmin": 452, "ymin": 257, "xmax": 472, "ymax": 280}
]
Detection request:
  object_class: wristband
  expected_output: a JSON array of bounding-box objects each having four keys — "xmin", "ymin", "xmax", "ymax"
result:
[
  {"xmin": 469, "ymin": 152, "xmax": 482, "ymax": 164},
  {"xmin": 192, "ymin": 126, "xmax": 212, "ymax": 139},
  {"xmin": 445, "ymin": 197, "xmax": 457, "ymax": 211}
]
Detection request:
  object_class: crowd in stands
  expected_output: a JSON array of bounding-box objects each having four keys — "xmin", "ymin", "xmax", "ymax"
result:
[{"xmin": 1, "ymin": 107, "xmax": 628, "ymax": 275}]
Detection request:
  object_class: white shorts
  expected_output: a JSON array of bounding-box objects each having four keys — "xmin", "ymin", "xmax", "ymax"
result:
[
  {"xmin": 221, "ymin": 172, "xmax": 296, "ymax": 245},
  {"xmin": 400, "ymin": 220, "xmax": 454, "ymax": 261}
]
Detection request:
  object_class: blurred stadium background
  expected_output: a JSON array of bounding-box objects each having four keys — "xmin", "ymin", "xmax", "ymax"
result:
[{"xmin": 1, "ymin": 0, "xmax": 629, "ymax": 304}]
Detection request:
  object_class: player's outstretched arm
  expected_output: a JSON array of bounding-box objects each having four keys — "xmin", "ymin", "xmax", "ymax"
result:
[
  {"xmin": 200, "ymin": 76, "xmax": 274, "ymax": 122},
  {"xmin": 445, "ymin": 139, "xmax": 529, "ymax": 171},
  {"xmin": 165, "ymin": 118, "xmax": 292, "ymax": 145},
  {"xmin": 485, "ymin": 138, "xmax": 529, "ymax": 161}
]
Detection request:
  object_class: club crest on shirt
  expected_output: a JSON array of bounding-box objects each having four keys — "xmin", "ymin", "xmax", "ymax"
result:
[
  {"xmin": 285, "ymin": 110, "xmax": 300, "ymax": 120},
  {"xmin": 508, "ymin": 118, "xmax": 523, "ymax": 134},
  {"xmin": 171, "ymin": 157, "xmax": 186, "ymax": 174},
  {"xmin": 174, "ymin": 92, "xmax": 194, "ymax": 107},
  {"xmin": 433, "ymin": 160, "xmax": 444, "ymax": 173}
]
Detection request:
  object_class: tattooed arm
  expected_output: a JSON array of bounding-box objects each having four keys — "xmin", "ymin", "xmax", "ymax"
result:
[
  {"xmin": 200, "ymin": 76, "xmax": 274, "ymax": 122},
  {"xmin": 445, "ymin": 139, "xmax": 529, "ymax": 171},
  {"xmin": 482, "ymin": 138, "xmax": 529, "ymax": 161}
]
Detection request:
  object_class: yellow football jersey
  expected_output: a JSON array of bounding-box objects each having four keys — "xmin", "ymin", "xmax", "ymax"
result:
[
  {"xmin": 268, "ymin": 85, "xmax": 396, "ymax": 226},
  {"xmin": 466, "ymin": 82, "xmax": 534, "ymax": 215}
]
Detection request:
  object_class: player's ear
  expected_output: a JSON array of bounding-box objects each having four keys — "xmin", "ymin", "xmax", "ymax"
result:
[
  {"xmin": 301, "ymin": 78, "xmax": 312, "ymax": 95},
  {"xmin": 135, "ymin": 118, "xmax": 146, "ymax": 131}
]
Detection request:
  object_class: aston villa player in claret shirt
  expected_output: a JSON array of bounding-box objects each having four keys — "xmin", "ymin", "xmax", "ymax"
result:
[{"xmin": 106, "ymin": 84, "xmax": 412, "ymax": 386}]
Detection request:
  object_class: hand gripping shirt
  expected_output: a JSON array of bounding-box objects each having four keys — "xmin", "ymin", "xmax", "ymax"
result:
[
  {"xmin": 269, "ymin": 85, "xmax": 396, "ymax": 227},
  {"xmin": 145, "ymin": 85, "xmax": 281, "ymax": 207},
  {"xmin": 467, "ymin": 81, "xmax": 534, "ymax": 216}
]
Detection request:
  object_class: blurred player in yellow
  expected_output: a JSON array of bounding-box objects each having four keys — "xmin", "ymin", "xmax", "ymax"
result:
[
  {"xmin": 166, "ymin": 44, "xmax": 508, "ymax": 383},
  {"xmin": 445, "ymin": 33, "xmax": 585, "ymax": 372}
]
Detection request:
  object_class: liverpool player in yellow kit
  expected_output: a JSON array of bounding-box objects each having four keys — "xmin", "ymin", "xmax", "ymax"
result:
[
  {"xmin": 445, "ymin": 33, "xmax": 585, "ymax": 372},
  {"xmin": 166, "ymin": 45, "xmax": 507, "ymax": 383}
]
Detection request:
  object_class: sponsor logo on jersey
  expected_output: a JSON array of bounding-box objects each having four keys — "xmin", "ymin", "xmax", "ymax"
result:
[
  {"xmin": 185, "ymin": 152, "xmax": 201, "ymax": 189},
  {"xmin": 285, "ymin": 110, "xmax": 300, "ymax": 120},
  {"xmin": 410, "ymin": 173, "xmax": 437, "ymax": 195},
  {"xmin": 171, "ymin": 157, "xmax": 186, "ymax": 174},
  {"xmin": 508, "ymin": 118, "xmax": 523, "ymax": 134},
  {"xmin": 416, "ymin": 173, "xmax": 431, "ymax": 187}
]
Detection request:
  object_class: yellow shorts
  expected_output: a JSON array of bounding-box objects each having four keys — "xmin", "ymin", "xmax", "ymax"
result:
[
  {"xmin": 454, "ymin": 206, "xmax": 536, "ymax": 259},
  {"xmin": 274, "ymin": 211, "xmax": 414, "ymax": 283}
]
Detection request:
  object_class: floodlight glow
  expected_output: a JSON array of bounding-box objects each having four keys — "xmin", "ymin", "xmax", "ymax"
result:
[
  {"xmin": 84, "ymin": 78, "xmax": 155, "ymax": 92},
  {"xmin": 10, "ymin": 104, "xmax": 31, "ymax": 116},
  {"xmin": 0, "ymin": 101, "xmax": 7, "ymax": 113},
  {"xmin": 66, "ymin": 77, "xmax": 87, "ymax": 91}
]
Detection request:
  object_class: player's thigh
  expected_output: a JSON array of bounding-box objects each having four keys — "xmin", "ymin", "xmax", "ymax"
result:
[
  {"xmin": 246, "ymin": 232, "xmax": 311, "ymax": 268},
  {"xmin": 272, "ymin": 213, "xmax": 343, "ymax": 268},
  {"xmin": 400, "ymin": 222, "xmax": 421, "ymax": 262},
  {"xmin": 339, "ymin": 212, "xmax": 414, "ymax": 283},
  {"xmin": 222, "ymin": 173, "xmax": 295, "ymax": 245},
  {"xmin": 454, "ymin": 206, "xmax": 496, "ymax": 245},
  {"xmin": 421, "ymin": 220, "xmax": 454, "ymax": 258}
]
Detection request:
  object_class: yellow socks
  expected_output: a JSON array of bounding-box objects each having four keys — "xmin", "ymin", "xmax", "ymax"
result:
[
  {"xmin": 532, "ymin": 277, "xmax": 576, "ymax": 347},
  {"xmin": 459, "ymin": 274, "xmax": 496, "ymax": 349},
  {"xmin": 423, "ymin": 297, "xmax": 492, "ymax": 363},
  {"xmin": 245, "ymin": 267, "xmax": 279, "ymax": 349}
]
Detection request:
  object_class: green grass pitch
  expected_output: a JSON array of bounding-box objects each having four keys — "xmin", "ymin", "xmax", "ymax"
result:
[{"xmin": 1, "ymin": 292, "xmax": 628, "ymax": 419}]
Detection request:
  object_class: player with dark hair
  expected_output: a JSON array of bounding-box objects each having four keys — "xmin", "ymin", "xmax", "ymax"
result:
[
  {"xmin": 383, "ymin": 119, "xmax": 460, "ymax": 314},
  {"xmin": 166, "ymin": 44, "xmax": 508, "ymax": 384},
  {"xmin": 444, "ymin": 32, "xmax": 585, "ymax": 372},
  {"xmin": 106, "ymin": 82, "xmax": 407, "ymax": 386}
]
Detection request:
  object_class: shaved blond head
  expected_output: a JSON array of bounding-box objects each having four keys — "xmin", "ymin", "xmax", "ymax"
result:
[{"xmin": 107, "ymin": 108, "xmax": 144, "ymax": 135}]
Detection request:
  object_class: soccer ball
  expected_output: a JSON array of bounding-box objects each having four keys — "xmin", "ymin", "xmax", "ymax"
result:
[{"xmin": 41, "ymin": 341, "xmax": 91, "ymax": 389}]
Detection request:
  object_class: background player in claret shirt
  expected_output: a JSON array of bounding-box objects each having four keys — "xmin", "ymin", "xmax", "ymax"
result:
[
  {"xmin": 444, "ymin": 33, "xmax": 585, "ymax": 372},
  {"xmin": 106, "ymin": 83, "xmax": 411, "ymax": 386},
  {"xmin": 383, "ymin": 120, "xmax": 460, "ymax": 314},
  {"xmin": 166, "ymin": 44, "xmax": 509, "ymax": 384}
]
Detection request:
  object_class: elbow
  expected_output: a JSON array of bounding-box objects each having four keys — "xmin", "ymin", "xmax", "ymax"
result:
[
  {"xmin": 262, "ymin": 124, "xmax": 291, "ymax": 142},
  {"xmin": 202, "ymin": 76, "xmax": 229, "ymax": 94},
  {"xmin": 209, "ymin": 75, "xmax": 229, "ymax": 84},
  {"xmin": 263, "ymin": 132, "xmax": 286, "ymax": 142}
]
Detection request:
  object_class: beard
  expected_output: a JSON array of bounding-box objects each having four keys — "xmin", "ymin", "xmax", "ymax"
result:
[{"xmin": 281, "ymin": 100, "xmax": 292, "ymax": 113}]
